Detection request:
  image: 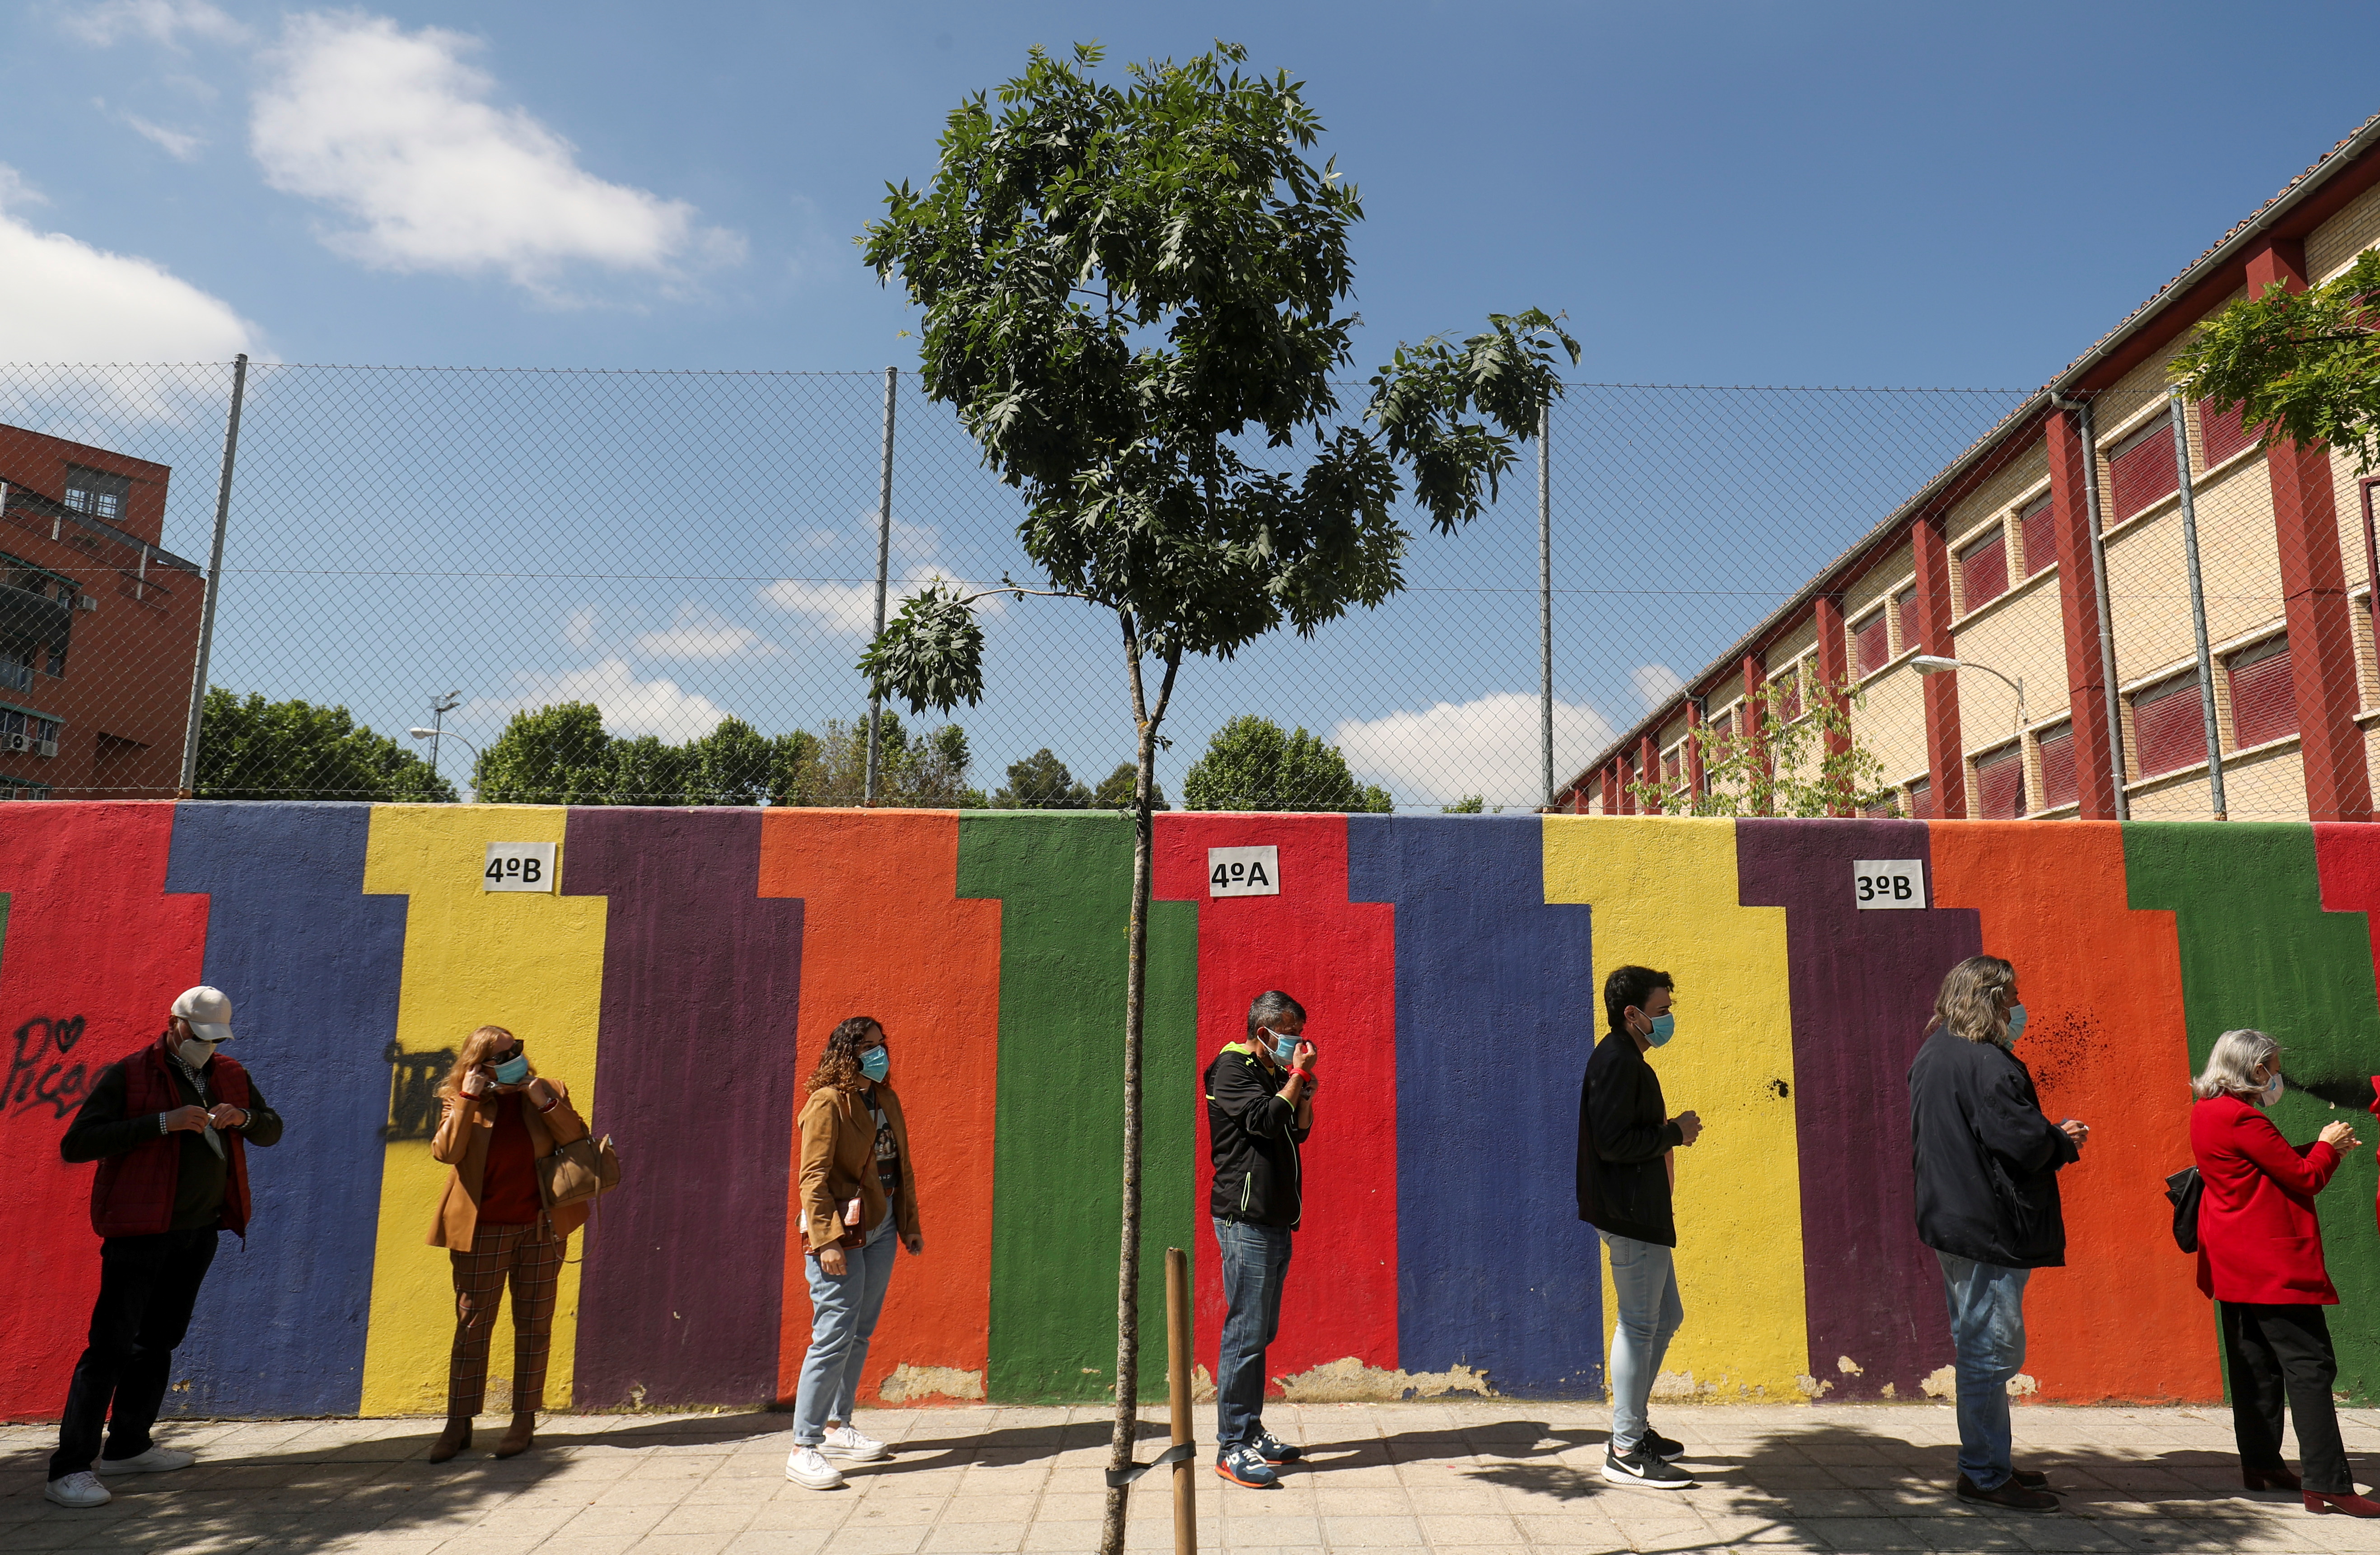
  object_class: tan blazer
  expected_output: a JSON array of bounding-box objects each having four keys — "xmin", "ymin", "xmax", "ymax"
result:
[
  {"xmin": 798, "ymin": 1084, "xmax": 920, "ymax": 1252},
  {"xmin": 425, "ymin": 1083, "xmax": 591, "ymax": 1249}
]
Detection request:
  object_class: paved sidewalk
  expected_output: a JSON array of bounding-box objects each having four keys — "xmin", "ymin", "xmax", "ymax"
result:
[{"xmin": 10, "ymin": 1401, "xmax": 2380, "ymax": 1554}]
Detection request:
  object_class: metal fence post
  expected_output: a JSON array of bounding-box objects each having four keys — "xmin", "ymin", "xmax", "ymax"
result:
[
  {"xmin": 864, "ymin": 366, "xmax": 897, "ymax": 805},
  {"xmin": 2168, "ymin": 385, "xmax": 2226, "ymax": 820},
  {"xmin": 177, "ymin": 353, "xmax": 247, "ymax": 797},
  {"xmin": 1539, "ymin": 403, "xmax": 1553, "ymax": 808}
]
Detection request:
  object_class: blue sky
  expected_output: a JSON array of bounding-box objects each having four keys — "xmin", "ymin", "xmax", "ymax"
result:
[{"xmin": 2, "ymin": 2, "xmax": 2377, "ymax": 806}]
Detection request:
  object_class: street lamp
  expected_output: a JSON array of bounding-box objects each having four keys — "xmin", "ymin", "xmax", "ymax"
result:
[
  {"xmin": 1911, "ymin": 654, "xmax": 2027, "ymax": 739},
  {"xmin": 409, "ymin": 728, "xmax": 481, "ymax": 788}
]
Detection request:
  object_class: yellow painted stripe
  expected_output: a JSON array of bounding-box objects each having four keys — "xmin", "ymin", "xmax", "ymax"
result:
[
  {"xmin": 1542, "ymin": 816, "xmax": 1811, "ymax": 1401},
  {"xmin": 357, "ymin": 805, "xmax": 608, "ymax": 1417}
]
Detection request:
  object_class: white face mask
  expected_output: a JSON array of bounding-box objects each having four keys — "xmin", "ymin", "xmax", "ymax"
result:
[{"xmin": 176, "ymin": 1036, "xmax": 217, "ymax": 1068}]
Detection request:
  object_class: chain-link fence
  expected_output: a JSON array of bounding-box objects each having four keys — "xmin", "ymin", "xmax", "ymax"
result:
[{"xmin": 0, "ymin": 363, "xmax": 2358, "ymax": 819}]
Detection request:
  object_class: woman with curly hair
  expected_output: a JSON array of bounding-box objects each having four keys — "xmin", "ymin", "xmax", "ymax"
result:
[
  {"xmin": 424, "ymin": 1024, "xmax": 591, "ymax": 1464},
  {"xmin": 784, "ymin": 1016, "xmax": 921, "ymax": 1490}
]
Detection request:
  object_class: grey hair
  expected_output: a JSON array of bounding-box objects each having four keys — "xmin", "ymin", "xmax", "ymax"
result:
[
  {"xmin": 2193, "ymin": 1028, "xmax": 2280, "ymax": 1102},
  {"xmin": 1246, "ymin": 990, "xmax": 1306, "ymax": 1041},
  {"xmin": 1933, "ymin": 955, "xmax": 2017, "ymax": 1046}
]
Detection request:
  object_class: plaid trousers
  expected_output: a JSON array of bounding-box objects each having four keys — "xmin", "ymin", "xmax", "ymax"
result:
[{"xmin": 446, "ymin": 1220, "xmax": 565, "ymax": 1418}]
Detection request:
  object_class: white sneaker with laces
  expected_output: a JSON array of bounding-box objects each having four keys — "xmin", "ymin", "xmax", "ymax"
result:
[
  {"xmin": 822, "ymin": 1424, "xmax": 888, "ymax": 1463},
  {"xmin": 45, "ymin": 1472, "xmax": 111, "ymax": 1508},
  {"xmin": 94, "ymin": 1446, "xmax": 196, "ymax": 1476},
  {"xmin": 785, "ymin": 1445, "xmax": 846, "ymax": 1490}
]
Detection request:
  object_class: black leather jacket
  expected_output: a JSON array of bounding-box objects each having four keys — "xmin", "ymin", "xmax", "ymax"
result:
[{"xmin": 1577, "ymin": 1028, "xmax": 1684, "ymax": 1246}]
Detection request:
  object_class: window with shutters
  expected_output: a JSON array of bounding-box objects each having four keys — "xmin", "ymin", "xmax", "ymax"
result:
[
  {"xmin": 2226, "ymin": 635, "xmax": 2297, "ymax": 750},
  {"xmin": 1975, "ymin": 742, "xmax": 2027, "ymax": 819},
  {"xmin": 1854, "ymin": 610, "xmax": 1890, "ymax": 677},
  {"xmin": 2018, "ymin": 496, "xmax": 2055, "ymax": 579},
  {"xmin": 1896, "ymin": 585, "xmax": 1921, "ymax": 654},
  {"xmin": 2108, "ymin": 414, "xmax": 2180, "ymax": 522},
  {"xmin": 1662, "ymin": 746, "xmax": 1681, "ymax": 789},
  {"xmin": 1907, "ymin": 776, "xmax": 1934, "ymax": 819},
  {"xmin": 1772, "ymin": 663, "xmax": 1803, "ymax": 721},
  {"xmin": 1861, "ymin": 794, "xmax": 1899, "ymax": 819},
  {"xmin": 2036, "ymin": 723, "xmax": 2077, "ymax": 811},
  {"xmin": 2132, "ymin": 670, "xmax": 2207, "ymax": 778},
  {"xmin": 1960, "ymin": 528, "xmax": 2008, "ymax": 612},
  {"xmin": 2199, "ymin": 397, "xmax": 2257, "ymax": 468}
]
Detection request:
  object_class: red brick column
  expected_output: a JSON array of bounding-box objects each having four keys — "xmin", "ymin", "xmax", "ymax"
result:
[
  {"xmin": 1638, "ymin": 733, "xmax": 1662, "ymax": 813},
  {"xmin": 1601, "ymin": 761, "xmax": 1620, "ymax": 816},
  {"xmin": 1741, "ymin": 654, "xmax": 1771, "ymax": 815},
  {"xmin": 2245, "ymin": 238, "xmax": 2371, "ymax": 822},
  {"xmin": 1911, "ymin": 513, "xmax": 1967, "ymax": 817},
  {"xmin": 2045, "ymin": 408, "xmax": 2119, "ymax": 818},
  {"xmin": 1618, "ymin": 758, "xmax": 1636, "ymax": 815},
  {"xmin": 1814, "ymin": 594, "xmax": 1851, "ymax": 815},
  {"xmin": 1684, "ymin": 699, "xmax": 1706, "ymax": 802}
]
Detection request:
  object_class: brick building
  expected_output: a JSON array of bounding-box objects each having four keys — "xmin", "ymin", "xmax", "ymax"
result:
[
  {"xmin": 1558, "ymin": 113, "xmax": 2380, "ymax": 825},
  {"xmin": 0, "ymin": 425, "xmax": 205, "ymax": 799}
]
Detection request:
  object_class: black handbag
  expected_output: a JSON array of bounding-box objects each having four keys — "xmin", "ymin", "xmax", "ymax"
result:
[{"xmin": 2164, "ymin": 1166, "xmax": 2204, "ymax": 1253}]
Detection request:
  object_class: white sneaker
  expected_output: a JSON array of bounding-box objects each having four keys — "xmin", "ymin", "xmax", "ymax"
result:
[
  {"xmin": 45, "ymin": 1472, "xmax": 111, "ymax": 1508},
  {"xmin": 821, "ymin": 1424, "xmax": 888, "ymax": 1463},
  {"xmin": 784, "ymin": 1446, "xmax": 846, "ymax": 1490},
  {"xmin": 95, "ymin": 1446, "xmax": 196, "ymax": 1476}
]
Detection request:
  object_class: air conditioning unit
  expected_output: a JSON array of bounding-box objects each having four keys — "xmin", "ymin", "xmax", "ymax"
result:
[
  {"xmin": 5, "ymin": 734, "xmax": 29, "ymax": 754},
  {"xmin": 36, "ymin": 740, "xmax": 56, "ymax": 758},
  {"xmin": 76, "ymin": 595, "xmax": 95, "ymax": 612}
]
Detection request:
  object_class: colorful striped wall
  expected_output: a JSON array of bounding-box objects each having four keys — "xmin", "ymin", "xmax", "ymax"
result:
[{"xmin": 3, "ymin": 805, "xmax": 2377, "ymax": 1419}]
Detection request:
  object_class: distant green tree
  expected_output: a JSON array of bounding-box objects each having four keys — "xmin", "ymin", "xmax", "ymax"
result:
[
  {"xmin": 473, "ymin": 702, "xmax": 613, "ymax": 804},
  {"xmin": 777, "ymin": 710, "xmax": 977, "ymax": 807},
  {"xmin": 1182, "ymin": 716, "xmax": 1392, "ymax": 812},
  {"xmin": 1092, "ymin": 763, "xmax": 1167, "ymax": 811},
  {"xmin": 471, "ymin": 705, "xmax": 974, "ymax": 807},
  {"xmin": 195, "ymin": 689, "xmax": 456, "ymax": 801},
  {"xmin": 1441, "ymin": 794, "xmax": 1485, "ymax": 813},
  {"xmin": 994, "ymin": 749, "xmax": 1092, "ymax": 808}
]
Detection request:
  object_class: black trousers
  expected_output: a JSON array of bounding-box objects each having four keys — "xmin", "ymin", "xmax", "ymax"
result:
[
  {"xmin": 2219, "ymin": 1300, "xmax": 2352, "ymax": 1494},
  {"xmin": 48, "ymin": 1228, "xmax": 219, "ymax": 1481}
]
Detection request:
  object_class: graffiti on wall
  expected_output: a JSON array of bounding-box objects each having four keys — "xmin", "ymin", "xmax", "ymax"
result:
[
  {"xmin": 382, "ymin": 1042, "xmax": 453, "ymax": 1141},
  {"xmin": 5, "ymin": 1014, "xmax": 88, "ymax": 1121}
]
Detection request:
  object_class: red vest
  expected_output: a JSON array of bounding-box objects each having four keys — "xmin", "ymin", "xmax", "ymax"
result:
[{"xmin": 90, "ymin": 1038, "xmax": 255, "ymax": 1239}]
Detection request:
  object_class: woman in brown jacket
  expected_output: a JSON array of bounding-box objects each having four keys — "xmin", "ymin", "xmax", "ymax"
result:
[
  {"xmin": 425, "ymin": 1024, "xmax": 590, "ymax": 1464},
  {"xmin": 784, "ymin": 1016, "xmax": 921, "ymax": 1491}
]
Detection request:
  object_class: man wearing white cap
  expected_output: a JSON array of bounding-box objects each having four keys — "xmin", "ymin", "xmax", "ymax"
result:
[{"xmin": 43, "ymin": 985, "xmax": 282, "ymax": 1510}]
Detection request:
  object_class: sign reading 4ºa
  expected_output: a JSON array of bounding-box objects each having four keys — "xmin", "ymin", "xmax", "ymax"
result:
[
  {"xmin": 484, "ymin": 841, "xmax": 557, "ymax": 893},
  {"xmin": 1208, "ymin": 846, "xmax": 1280, "ymax": 897}
]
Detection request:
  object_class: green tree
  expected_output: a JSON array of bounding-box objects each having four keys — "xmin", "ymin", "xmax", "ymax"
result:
[
  {"xmin": 473, "ymin": 702, "xmax": 614, "ymax": 804},
  {"xmin": 1629, "ymin": 672, "xmax": 1893, "ymax": 817},
  {"xmin": 856, "ymin": 42, "xmax": 1571, "ymax": 1537},
  {"xmin": 994, "ymin": 748, "xmax": 1092, "ymax": 808},
  {"xmin": 777, "ymin": 710, "xmax": 977, "ymax": 807},
  {"xmin": 2171, "ymin": 247, "xmax": 2380, "ymax": 471},
  {"xmin": 1441, "ymin": 794, "xmax": 1486, "ymax": 813},
  {"xmin": 194, "ymin": 689, "xmax": 456, "ymax": 801},
  {"xmin": 1092, "ymin": 762, "xmax": 1167, "ymax": 811},
  {"xmin": 1182, "ymin": 715, "xmax": 1392, "ymax": 812}
]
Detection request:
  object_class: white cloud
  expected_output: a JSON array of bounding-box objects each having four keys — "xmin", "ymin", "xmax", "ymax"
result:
[
  {"xmin": 756, "ymin": 577, "xmax": 886, "ymax": 634},
  {"xmin": 1631, "ymin": 662, "xmax": 1685, "ymax": 708},
  {"xmin": 634, "ymin": 602, "xmax": 776, "ymax": 661},
  {"xmin": 60, "ymin": 0, "xmax": 247, "ymax": 48},
  {"xmin": 1334, "ymin": 691, "xmax": 1617, "ymax": 808},
  {"xmin": 560, "ymin": 606, "xmax": 599, "ymax": 650},
  {"xmin": 465, "ymin": 657, "xmax": 733, "ymax": 742},
  {"xmin": 123, "ymin": 114, "xmax": 205, "ymax": 161},
  {"xmin": 763, "ymin": 520, "xmax": 1007, "ymax": 632},
  {"xmin": 249, "ymin": 12, "xmax": 743, "ymax": 296},
  {"xmin": 0, "ymin": 164, "xmax": 256, "ymax": 360}
]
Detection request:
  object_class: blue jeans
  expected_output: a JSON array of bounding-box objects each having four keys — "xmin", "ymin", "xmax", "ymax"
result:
[
  {"xmin": 1213, "ymin": 1217, "xmax": 1293, "ymax": 1448},
  {"xmin": 1937, "ymin": 1252, "xmax": 2030, "ymax": 1490},
  {"xmin": 792, "ymin": 1215, "xmax": 899, "ymax": 1446},
  {"xmin": 1601, "ymin": 1231, "xmax": 1684, "ymax": 1455}
]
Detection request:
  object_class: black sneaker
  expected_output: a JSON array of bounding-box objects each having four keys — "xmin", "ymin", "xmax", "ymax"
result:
[
  {"xmin": 1603, "ymin": 1444, "xmax": 1698, "ymax": 1489},
  {"xmin": 1956, "ymin": 1473, "xmax": 2059, "ymax": 1512},
  {"xmin": 1215, "ymin": 1443, "xmax": 1279, "ymax": 1489},
  {"xmin": 1250, "ymin": 1430, "xmax": 1303, "ymax": 1465},
  {"xmin": 1641, "ymin": 1426, "xmax": 1686, "ymax": 1463}
]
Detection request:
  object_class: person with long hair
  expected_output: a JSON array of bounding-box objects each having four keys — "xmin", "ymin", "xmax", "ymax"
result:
[
  {"xmin": 425, "ymin": 1024, "xmax": 590, "ymax": 1464},
  {"xmin": 785, "ymin": 1016, "xmax": 921, "ymax": 1491},
  {"xmin": 1908, "ymin": 955, "xmax": 2087, "ymax": 1513},
  {"xmin": 2190, "ymin": 1029, "xmax": 2375, "ymax": 1517}
]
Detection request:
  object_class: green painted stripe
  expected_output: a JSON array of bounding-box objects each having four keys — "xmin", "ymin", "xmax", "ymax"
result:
[
  {"xmin": 959, "ymin": 811, "xmax": 1198, "ymax": 1404},
  {"xmin": 2125, "ymin": 822, "xmax": 2380, "ymax": 1400}
]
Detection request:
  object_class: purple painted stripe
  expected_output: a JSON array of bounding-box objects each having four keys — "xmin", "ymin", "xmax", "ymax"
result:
[
  {"xmin": 564, "ymin": 808, "xmax": 805, "ymax": 1408},
  {"xmin": 1736, "ymin": 819, "xmax": 1981, "ymax": 1399}
]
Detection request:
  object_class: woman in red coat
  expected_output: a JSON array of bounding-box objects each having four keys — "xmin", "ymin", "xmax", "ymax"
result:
[{"xmin": 2191, "ymin": 1028, "xmax": 2371, "ymax": 1516}]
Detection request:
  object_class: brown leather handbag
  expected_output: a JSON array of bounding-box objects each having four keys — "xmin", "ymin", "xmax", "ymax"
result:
[{"xmin": 537, "ymin": 1133, "xmax": 622, "ymax": 1211}]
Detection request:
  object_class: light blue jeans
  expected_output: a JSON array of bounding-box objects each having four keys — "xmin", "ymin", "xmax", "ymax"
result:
[
  {"xmin": 1936, "ymin": 1252, "xmax": 2030, "ymax": 1490},
  {"xmin": 791, "ymin": 1214, "xmax": 898, "ymax": 1446},
  {"xmin": 1213, "ymin": 1218, "xmax": 1293, "ymax": 1448},
  {"xmin": 1601, "ymin": 1230, "xmax": 1684, "ymax": 1455}
]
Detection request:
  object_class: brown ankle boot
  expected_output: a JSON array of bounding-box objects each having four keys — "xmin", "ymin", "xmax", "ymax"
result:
[
  {"xmin": 494, "ymin": 1413, "xmax": 536, "ymax": 1459},
  {"xmin": 428, "ymin": 1416, "xmax": 472, "ymax": 1464}
]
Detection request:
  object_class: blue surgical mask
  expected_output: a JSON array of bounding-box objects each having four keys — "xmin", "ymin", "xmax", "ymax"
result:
[
  {"xmin": 861, "ymin": 1046, "xmax": 890, "ymax": 1083},
  {"xmin": 1266, "ymin": 1029, "xmax": 1299, "ymax": 1065},
  {"xmin": 1646, "ymin": 1013, "xmax": 1675, "ymax": 1047},
  {"xmin": 493, "ymin": 1053, "xmax": 530, "ymax": 1086},
  {"xmin": 2004, "ymin": 1004, "xmax": 2027, "ymax": 1044}
]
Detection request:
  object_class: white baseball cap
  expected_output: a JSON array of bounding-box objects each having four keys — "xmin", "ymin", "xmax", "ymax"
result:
[{"xmin": 171, "ymin": 985, "xmax": 234, "ymax": 1045}]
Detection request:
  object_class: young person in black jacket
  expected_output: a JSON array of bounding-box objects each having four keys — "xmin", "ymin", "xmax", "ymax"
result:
[
  {"xmin": 1204, "ymin": 990, "xmax": 1316, "ymax": 1490},
  {"xmin": 1577, "ymin": 965, "xmax": 1703, "ymax": 1490}
]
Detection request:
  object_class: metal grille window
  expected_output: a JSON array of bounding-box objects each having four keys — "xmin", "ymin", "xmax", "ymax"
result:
[
  {"xmin": 2019, "ymin": 496, "xmax": 2055, "ymax": 579},
  {"xmin": 2037, "ymin": 723, "xmax": 2077, "ymax": 811},
  {"xmin": 1907, "ymin": 775, "xmax": 1934, "ymax": 819},
  {"xmin": 2226, "ymin": 635, "xmax": 2297, "ymax": 750},
  {"xmin": 1975, "ymin": 742, "xmax": 2027, "ymax": 819},
  {"xmin": 2109, "ymin": 415, "xmax": 2180, "ymax": 522},
  {"xmin": 1960, "ymin": 529, "xmax": 2008, "ymax": 612},
  {"xmin": 1854, "ymin": 611, "xmax": 1890, "ymax": 677},
  {"xmin": 1896, "ymin": 586, "xmax": 1920, "ymax": 654},
  {"xmin": 2200, "ymin": 397, "xmax": 2257, "ymax": 467},
  {"xmin": 2133, "ymin": 671, "xmax": 2207, "ymax": 778},
  {"xmin": 62, "ymin": 465, "xmax": 130, "ymax": 523}
]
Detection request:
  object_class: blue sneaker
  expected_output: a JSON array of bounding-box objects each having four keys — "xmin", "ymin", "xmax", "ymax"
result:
[
  {"xmin": 1215, "ymin": 1442, "xmax": 1279, "ymax": 1488},
  {"xmin": 1251, "ymin": 1430, "xmax": 1303, "ymax": 1465}
]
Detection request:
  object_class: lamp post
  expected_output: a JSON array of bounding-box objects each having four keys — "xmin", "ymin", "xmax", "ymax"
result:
[
  {"xmin": 425, "ymin": 690, "xmax": 460, "ymax": 778},
  {"xmin": 1912, "ymin": 654, "xmax": 2026, "ymax": 740},
  {"xmin": 409, "ymin": 728, "xmax": 481, "ymax": 799}
]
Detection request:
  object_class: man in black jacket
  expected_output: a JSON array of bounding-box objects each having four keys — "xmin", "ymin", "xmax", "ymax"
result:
[
  {"xmin": 1204, "ymin": 990, "xmax": 1316, "ymax": 1490},
  {"xmin": 1578, "ymin": 965, "xmax": 1702, "ymax": 1490},
  {"xmin": 1909, "ymin": 954, "xmax": 2086, "ymax": 1514}
]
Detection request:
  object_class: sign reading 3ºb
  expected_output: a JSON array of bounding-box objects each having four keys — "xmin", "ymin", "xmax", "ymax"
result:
[
  {"xmin": 484, "ymin": 841, "xmax": 558, "ymax": 893},
  {"xmin": 1208, "ymin": 846, "xmax": 1280, "ymax": 897},
  {"xmin": 1852, "ymin": 858, "xmax": 1926, "ymax": 910}
]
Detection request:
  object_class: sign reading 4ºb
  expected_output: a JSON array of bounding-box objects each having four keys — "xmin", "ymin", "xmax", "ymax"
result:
[
  {"xmin": 1208, "ymin": 846, "xmax": 1280, "ymax": 897},
  {"xmin": 484, "ymin": 841, "xmax": 558, "ymax": 893}
]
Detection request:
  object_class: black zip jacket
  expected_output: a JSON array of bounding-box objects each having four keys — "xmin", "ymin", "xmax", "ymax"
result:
[
  {"xmin": 1577, "ymin": 1028, "xmax": 1684, "ymax": 1247},
  {"xmin": 1205, "ymin": 1042, "xmax": 1310, "ymax": 1228},
  {"xmin": 1908, "ymin": 1025, "xmax": 2079, "ymax": 1268}
]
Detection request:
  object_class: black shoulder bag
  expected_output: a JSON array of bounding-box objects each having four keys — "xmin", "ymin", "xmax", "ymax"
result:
[{"xmin": 2164, "ymin": 1166, "xmax": 2203, "ymax": 1253}]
